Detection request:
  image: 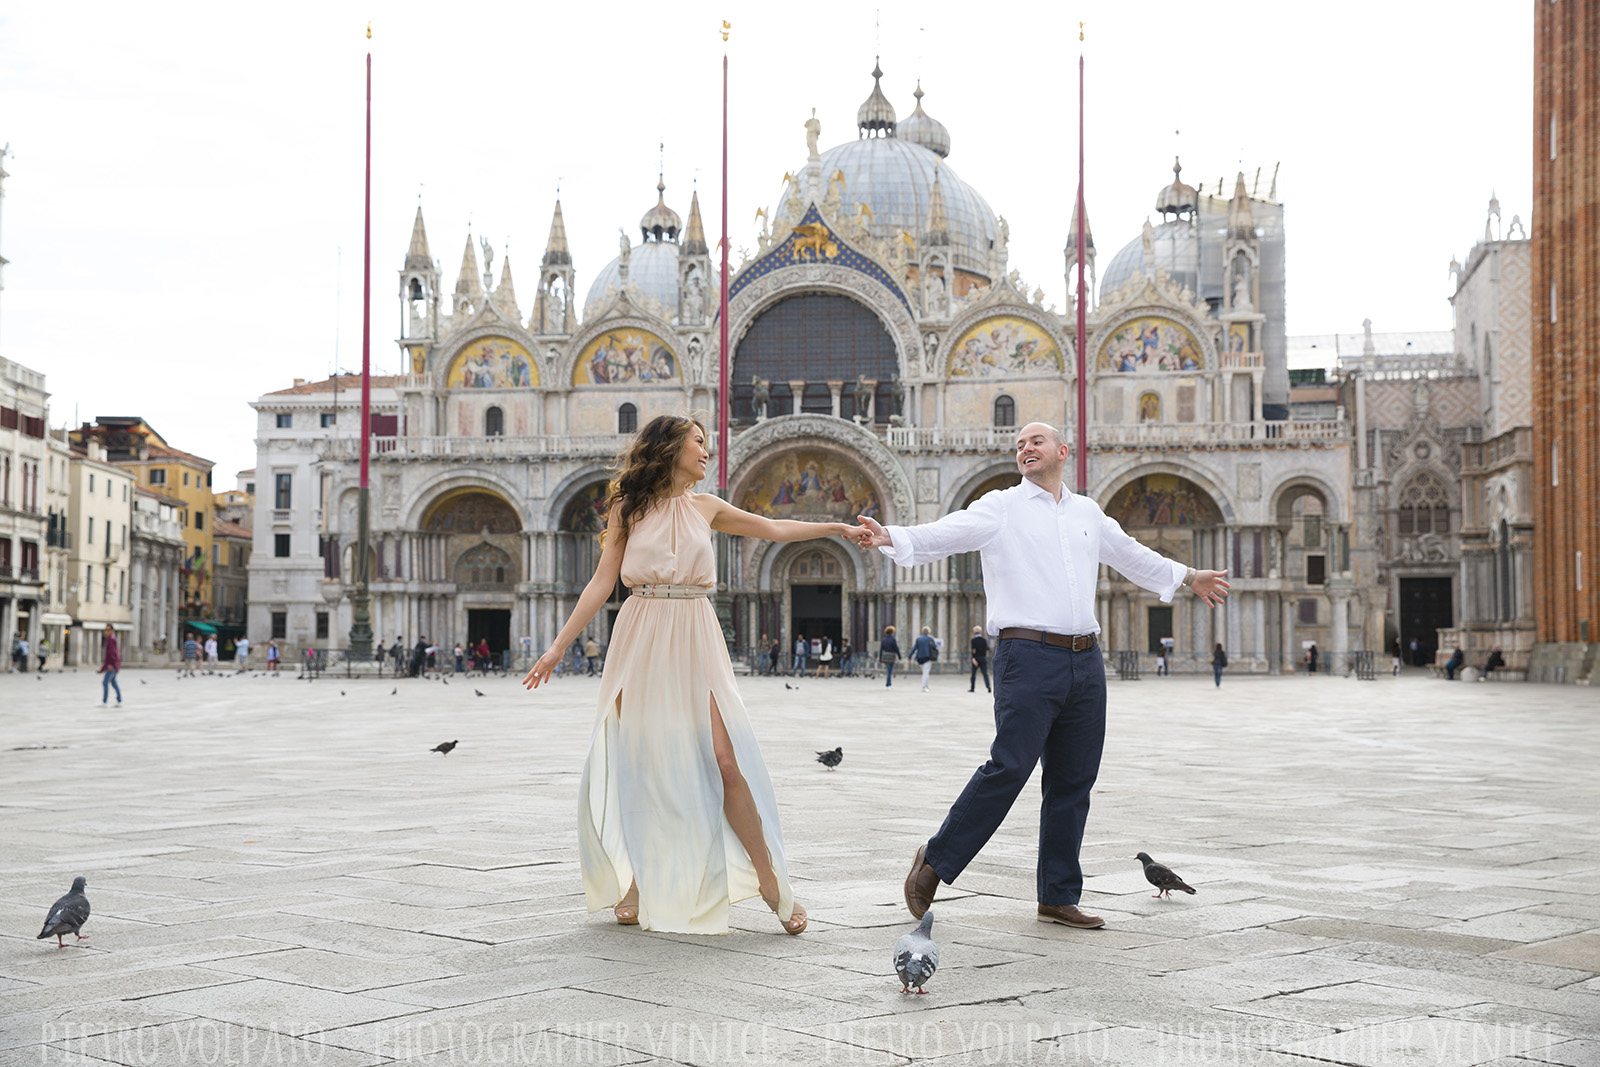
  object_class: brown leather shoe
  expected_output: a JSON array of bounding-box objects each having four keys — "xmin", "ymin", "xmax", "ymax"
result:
[
  {"xmin": 1036, "ymin": 903, "xmax": 1104, "ymax": 929},
  {"xmin": 904, "ymin": 844, "xmax": 941, "ymax": 919}
]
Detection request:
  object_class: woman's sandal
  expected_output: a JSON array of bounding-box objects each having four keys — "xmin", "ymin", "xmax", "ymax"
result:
[
  {"xmin": 613, "ymin": 902, "xmax": 639, "ymax": 926},
  {"xmin": 761, "ymin": 893, "xmax": 808, "ymax": 935}
]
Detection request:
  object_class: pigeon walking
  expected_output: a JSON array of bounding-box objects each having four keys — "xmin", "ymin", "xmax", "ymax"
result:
[
  {"xmin": 815, "ymin": 747, "xmax": 843, "ymax": 770},
  {"xmin": 391, "ymin": 688, "xmax": 398, "ymax": 696},
  {"xmin": 474, "ymin": 689, "xmax": 484, "ymax": 697},
  {"xmin": 1135, "ymin": 852, "xmax": 1196, "ymax": 899},
  {"xmin": 431, "ymin": 740, "xmax": 458, "ymax": 755},
  {"xmin": 893, "ymin": 912, "xmax": 939, "ymax": 993},
  {"xmin": 37, "ymin": 876, "xmax": 91, "ymax": 948}
]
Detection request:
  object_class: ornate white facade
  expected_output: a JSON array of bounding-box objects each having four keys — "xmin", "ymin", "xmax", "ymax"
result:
[{"xmin": 250, "ymin": 64, "xmax": 1385, "ymax": 672}]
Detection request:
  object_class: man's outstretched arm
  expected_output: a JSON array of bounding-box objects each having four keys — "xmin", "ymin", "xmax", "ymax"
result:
[{"xmin": 854, "ymin": 495, "xmax": 1004, "ymax": 568}]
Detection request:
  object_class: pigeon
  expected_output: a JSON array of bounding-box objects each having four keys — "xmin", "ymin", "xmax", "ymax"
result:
[
  {"xmin": 431, "ymin": 740, "xmax": 458, "ymax": 755},
  {"xmin": 441, "ymin": 678, "xmax": 449, "ymax": 686},
  {"xmin": 785, "ymin": 682, "xmax": 796, "ymax": 690},
  {"xmin": 815, "ymin": 747, "xmax": 843, "ymax": 770},
  {"xmin": 340, "ymin": 690, "xmax": 346, "ymax": 696},
  {"xmin": 474, "ymin": 689, "xmax": 484, "ymax": 697},
  {"xmin": 893, "ymin": 912, "xmax": 939, "ymax": 993},
  {"xmin": 391, "ymin": 688, "xmax": 398, "ymax": 696},
  {"xmin": 37, "ymin": 876, "xmax": 91, "ymax": 948},
  {"xmin": 140, "ymin": 680, "xmax": 146, "ymax": 685},
  {"xmin": 1135, "ymin": 852, "xmax": 1196, "ymax": 899}
]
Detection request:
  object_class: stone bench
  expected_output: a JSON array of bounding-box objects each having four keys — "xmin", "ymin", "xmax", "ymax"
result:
[{"xmin": 1483, "ymin": 669, "xmax": 1527, "ymax": 682}]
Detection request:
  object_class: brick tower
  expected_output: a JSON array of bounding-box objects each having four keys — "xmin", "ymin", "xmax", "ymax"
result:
[{"xmin": 1531, "ymin": 0, "xmax": 1600, "ymax": 680}]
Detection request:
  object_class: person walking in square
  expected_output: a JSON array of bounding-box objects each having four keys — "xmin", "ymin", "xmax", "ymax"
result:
[
  {"xmin": 235, "ymin": 634, "xmax": 250, "ymax": 672},
  {"xmin": 584, "ymin": 636, "xmax": 600, "ymax": 676},
  {"xmin": 879, "ymin": 625, "xmax": 900, "ymax": 687},
  {"xmin": 522, "ymin": 414, "xmax": 866, "ymax": 935},
  {"xmin": 266, "ymin": 639, "xmax": 280, "ymax": 672},
  {"xmin": 792, "ymin": 634, "xmax": 807, "ymax": 677},
  {"xmin": 204, "ymin": 634, "xmax": 219, "ymax": 670},
  {"xmin": 38, "ymin": 637, "xmax": 50, "ymax": 672},
  {"xmin": 476, "ymin": 637, "xmax": 492, "ymax": 674},
  {"xmin": 99, "ymin": 625, "xmax": 122, "ymax": 704},
  {"xmin": 854, "ymin": 423, "xmax": 1229, "ymax": 929},
  {"xmin": 969, "ymin": 626, "xmax": 991, "ymax": 693},
  {"xmin": 1211, "ymin": 642, "xmax": 1227, "ymax": 687},
  {"xmin": 912, "ymin": 626, "xmax": 940, "ymax": 692},
  {"xmin": 182, "ymin": 632, "xmax": 201, "ymax": 676},
  {"xmin": 17, "ymin": 634, "xmax": 29, "ymax": 673}
]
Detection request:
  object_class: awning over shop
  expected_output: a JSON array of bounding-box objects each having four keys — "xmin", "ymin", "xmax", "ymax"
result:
[
  {"xmin": 40, "ymin": 613, "xmax": 74, "ymax": 626},
  {"xmin": 76, "ymin": 620, "xmax": 133, "ymax": 631},
  {"xmin": 185, "ymin": 621, "xmax": 218, "ymax": 634}
]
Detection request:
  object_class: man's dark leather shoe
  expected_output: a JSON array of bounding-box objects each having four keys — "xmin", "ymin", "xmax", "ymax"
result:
[
  {"xmin": 1037, "ymin": 903, "xmax": 1105, "ymax": 929},
  {"xmin": 904, "ymin": 844, "xmax": 941, "ymax": 919}
]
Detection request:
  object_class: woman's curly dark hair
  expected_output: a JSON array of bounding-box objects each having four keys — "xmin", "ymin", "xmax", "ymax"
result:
[{"xmin": 603, "ymin": 413, "xmax": 707, "ymax": 545}]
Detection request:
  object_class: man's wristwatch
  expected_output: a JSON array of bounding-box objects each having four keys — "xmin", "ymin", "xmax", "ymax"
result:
[{"xmin": 1183, "ymin": 566, "xmax": 1196, "ymax": 587}]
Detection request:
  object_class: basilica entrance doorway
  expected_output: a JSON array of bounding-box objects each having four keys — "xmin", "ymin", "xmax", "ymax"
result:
[
  {"xmin": 791, "ymin": 583, "xmax": 842, "ymax": 648},
  {"xmin": 1398, "ymin": 577, "xmax": 1452, "ymax": 666},
  {"xmin": 468, "ymin": 609, "xmax": 511, "ymax": 659}
]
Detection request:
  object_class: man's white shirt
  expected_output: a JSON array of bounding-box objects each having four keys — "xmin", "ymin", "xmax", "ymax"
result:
[{"xmin": 879, "ymin": 478, "xmax": 1186, "ymax": 637}]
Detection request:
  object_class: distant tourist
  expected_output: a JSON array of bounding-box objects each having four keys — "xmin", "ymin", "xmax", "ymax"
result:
[
  {"xmin": 912, "ymin": 626, "xmax": 941, "ymax": 692},
  {"xmin": 879, "ymin": 626, "xmax": 900, "ymax": 687},
  {"xmin": 814, "ymin": 636, "xmax": 833, "ymax": 679},
  {"xmin": 182, "ymin": 633, "xmax": 201, "ymax": 676},
  {"xmin": 266, "ymin": 639, "xmax": 280, "ymax": 672},
  {"xmin": 1212, "ymin": 643, "xmax": 1228, "ymax": 687},
  {"xmin": 585, "ymin": 636, "xmax": 600, "ymax": 676},
  {"xmin": 235, "ymin": 634, "xmax": 250, "ymax": 672},
  {"xmin": 969, "ymin": 626, "xmax": 991, "ymax": 694},
  {"xmin": 99, "ymin": 625, "xmax": 122, "ymax": 704},
  {"xmin": 1483, "ymin": 647, "xmax": 1506, "ymax": 676},
  {"xmin": 1445, "ymin": 646, "xmax": 1465, "ymax": 681}
]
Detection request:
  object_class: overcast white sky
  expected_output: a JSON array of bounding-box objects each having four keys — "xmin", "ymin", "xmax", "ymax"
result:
[{"xmin": 0, "ymin": 0, "xmax": 1530, "ymax": 479}]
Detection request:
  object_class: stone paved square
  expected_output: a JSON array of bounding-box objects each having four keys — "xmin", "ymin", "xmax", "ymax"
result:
[{"xmin": 2, "ymin": 667, "xmax": 1597, "ymax": 1066}]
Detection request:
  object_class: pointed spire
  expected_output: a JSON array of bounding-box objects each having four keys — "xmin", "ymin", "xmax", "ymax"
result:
[
  {"xmin": 1228, "ymin": 171, "xmax": 1256, "ymax": 241},
  {"xmin": 405, "ymin": 207, "xmax": 432, "ymax": 271},
  {"xmin": 924, "ymin": 164, "xmax": 950, "ymax": 245},
  {"xmin": 856, "ymin": 56, "xmax": 897, "ymax": 138},
  {"xmin": 542, "ymin": 200, "xmax": 571, "ymax": 266},
  {"xmin": 683, "ymin": 188, "xmax": 709, "ymax": 256},
  {"xmin": 492, "ymin": 257, "xmax": 519, "ymax": 319},
  {"xmin": 454, "ymin": 232, "xmax": 484, "ymax": 307}
]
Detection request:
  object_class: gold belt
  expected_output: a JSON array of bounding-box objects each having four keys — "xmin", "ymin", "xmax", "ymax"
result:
[{"xmin": 630, "ymin": 583, "xmax": 712, "ymax": 599}]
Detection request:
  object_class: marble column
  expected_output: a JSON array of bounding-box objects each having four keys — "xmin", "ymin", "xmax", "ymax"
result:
[{"xmin": 1253, "ymin": 593, "xmax": 1266, "ymax": 664}]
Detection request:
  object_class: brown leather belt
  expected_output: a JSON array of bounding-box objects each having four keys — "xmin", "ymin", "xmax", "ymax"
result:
[{"xmin": 998, "ymin": 627, "xmax": 1098, "ymax": 651}]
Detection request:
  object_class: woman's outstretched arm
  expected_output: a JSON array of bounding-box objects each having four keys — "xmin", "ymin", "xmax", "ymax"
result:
[
  {"xmin": 523, "ymin": 505, "xmax": 626, "ymax": 690},
  {"xmin": 697, "ymin": 494, "xmax": 865, "ymax": 543}
]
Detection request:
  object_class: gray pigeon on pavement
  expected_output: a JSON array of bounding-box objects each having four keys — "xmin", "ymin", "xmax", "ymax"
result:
[
  {"xmin": 432, "ymin": 740, "xmax": 458, "ymax": 755},
  {"xmin": 37, "ymin": 876, "xmax": 91, "ymax": 947},
  {"xmin": 1135, "ymin": 851, "xmax": 1196, "ymax": 899},
  {"xmin": 816, "ymin": 747, "xmax": 842, "ymax": 770},
  {"xmin": 893, "ymin": 911, "xmax": 939, "ymax": 993}
]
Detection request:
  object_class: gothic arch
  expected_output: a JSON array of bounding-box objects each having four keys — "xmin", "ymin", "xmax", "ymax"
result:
[
  {"xmin": 401, "ymin": 471, "xmax": 531, "ymax": 531},
  {"xmin": 937, "ymin": 296, "xmax": 1075, "ymax": 382},
  {"xmin": 942, "ymin": 461, "xmax": 1023, "ymax": 516},
  {"xmin": 751, "ymin": 536, "xmax": 870, "ymax": 591},
  {"xmin": 561, "ymin": 305, "xmax": 680, "ymax": 389},
  {"xmin": 545, "ymin": 466, "xmax": 614, "ymax": 530},
  {"xmin": 726, "ymin": 270, "xmax": 920, "ymax": 385},
  {"xmin": 432, "ymin": 322, "xmax": 542, "ymax": 392},
  {"xmin": 1087, "ymin": 302, "xmax": 1218, "ymax": 378},
  {"xmin": 1267, "ymin": 472, "xmax": 1347, "ymax": 525},
  {"xmin": 1099, "ymin": 461, "xmax": 1236, "ymax": 524},
  {"xmin": 726, "ymin": 414, "xmax": 913, "ymax": 525}
]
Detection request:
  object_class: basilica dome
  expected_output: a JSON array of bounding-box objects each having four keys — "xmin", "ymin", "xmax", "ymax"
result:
[
  {"xmin": 585, "ymin": 177, "xmax": 689, "ymax": 317},
  {"xmin": 1099, "ymin": 218, "xmax": 1200, "ymax": 300},
  {"xmin": 786, "ymin": 64, "xmax": 998, "ymax": 280}
]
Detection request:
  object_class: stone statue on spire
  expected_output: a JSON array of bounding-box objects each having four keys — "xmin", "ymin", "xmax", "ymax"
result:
[{"xmin": 805, "ymin": 109, "xmax": 821, "ymax": 160}]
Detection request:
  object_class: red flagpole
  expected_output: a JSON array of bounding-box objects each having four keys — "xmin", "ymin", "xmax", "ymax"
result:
[
  {"xmin": 1074, "ymin": 44, "xmax": 1088, "ymax": 493},
  {"xmin": 716, "ymin": 36, "xmax": 731, "ymax": 492},
  {"xmin": 361, "ymin": 48, "xmax": 372, "ymax": 491}
]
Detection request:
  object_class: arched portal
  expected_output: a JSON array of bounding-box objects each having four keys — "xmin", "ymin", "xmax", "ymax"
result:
[
  {"xmin": 730, "ymin": 293, "xmax": 899, "ymax": 423},
  {"xmin": 418, "ymin": 489, "xmax": 522, "ymax": 660},
  {"xmin": 1104, "ymin": 474, "xmax": 1225, "ymax": 656}
]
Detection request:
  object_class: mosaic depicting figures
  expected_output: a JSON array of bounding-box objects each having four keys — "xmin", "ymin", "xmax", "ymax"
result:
[
  {"xmin": 1107, "ymin": 474, "xmax": 1222, "ymax": 528},
  {"xmin": 1227, "ymin": 323, "xmax": 1250, "ymax": 354},
  {"xmin": 574, "ymin": 329, "xmax": 677, "ymax": 385},
  {"xmin": 445, "ymin": 337, "xmax": 537, "ymax": 388},
  {"xmin": 947, "ymin": 315, "xmax": 1063, "ymax": 377},
  {"xmin": 1098, "ymin": 316, "xmax": 1204, "ymax": 373},
  {"xmin": 738, "ymin": 450, "xmax": 881, "ymax": 522},
  {"xmin": 561, "ymin": 482, "xmax": 609, "ymax": 533}
]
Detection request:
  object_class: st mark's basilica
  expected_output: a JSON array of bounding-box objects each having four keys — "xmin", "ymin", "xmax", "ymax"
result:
[{"xmin": 250, "ymin": 61, "xmax": 1486, "ymax": 673}]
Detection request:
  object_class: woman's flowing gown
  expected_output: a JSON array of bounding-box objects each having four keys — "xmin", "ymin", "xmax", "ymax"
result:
[{"xmin": 577, "ymin": 494, "xmax": 794, "ymax": 933}]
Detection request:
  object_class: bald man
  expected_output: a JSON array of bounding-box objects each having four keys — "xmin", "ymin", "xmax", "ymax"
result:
[{"xmin": 857, "ymin": 422, "xmax": 1229, "ymax": 928}]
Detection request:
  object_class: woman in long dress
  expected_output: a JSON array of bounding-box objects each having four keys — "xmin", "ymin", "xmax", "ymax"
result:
[{"xmin": 523, "ymin": 415, "xmax": 864, "ymax": 935}]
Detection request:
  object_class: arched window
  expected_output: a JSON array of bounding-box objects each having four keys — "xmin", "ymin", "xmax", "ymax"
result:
[
  {"xmin": 1398, "ymin": 474, "xmax": 1450, "ymax": 535},
  {"xmin": 731, "ymin": 293, "xmax": 899, "ymax": 423},
  {"xmin": 617, "ymin": 403, "xmax": 638, "ymax": 434},
  {"xmin": 993, "ymin": 395, "xmax": 1015, "ymax": 427},
  {"xmin": 485, "ymin": 406, "xmax": 504, "ymax": 437}
]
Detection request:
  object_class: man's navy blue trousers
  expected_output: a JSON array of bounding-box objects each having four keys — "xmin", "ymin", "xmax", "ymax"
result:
[{"xmin": 924, "ymin": 637, "xmax": 1106, "ymax": 906}]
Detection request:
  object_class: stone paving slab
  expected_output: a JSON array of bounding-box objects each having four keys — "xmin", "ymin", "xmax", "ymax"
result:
[{"xmin": 1, "ymin": 667, "xmax": 1597, "ymax": 1065}]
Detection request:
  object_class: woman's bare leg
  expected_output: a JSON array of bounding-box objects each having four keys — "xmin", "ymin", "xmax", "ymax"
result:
[{"xmin": 710, "ymin": 695, "xmax": 805, "ymax": 931}]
